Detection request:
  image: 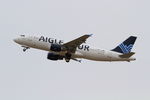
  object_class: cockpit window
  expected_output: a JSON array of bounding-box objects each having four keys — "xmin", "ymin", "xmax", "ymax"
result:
[{"xmin": 20, "ymin": 35, "xmax": 25, "ymax": 37}]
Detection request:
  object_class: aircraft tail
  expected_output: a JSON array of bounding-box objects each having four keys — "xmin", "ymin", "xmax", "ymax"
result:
[{"xmin": 111, "ymin": 36, "xmax": 137, "ymax": 54}]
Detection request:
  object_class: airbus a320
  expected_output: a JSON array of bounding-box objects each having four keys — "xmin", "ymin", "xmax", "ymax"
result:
[{"xmin": 13, "ymin": 34, "xmax": 137, "ymax": 63}]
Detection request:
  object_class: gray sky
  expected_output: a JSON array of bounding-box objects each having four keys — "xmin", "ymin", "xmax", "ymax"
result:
[{"xmin": 0, "ymin": 0, "xmax": 150, "ymax": 100}]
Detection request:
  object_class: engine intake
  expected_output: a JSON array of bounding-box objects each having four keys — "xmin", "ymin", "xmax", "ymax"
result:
[{"xmin": 47, "ymin": 53, "xmax": 64, "ymax": 60}]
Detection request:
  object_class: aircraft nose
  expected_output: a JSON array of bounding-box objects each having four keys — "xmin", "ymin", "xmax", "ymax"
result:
[
  {"xmin": 13, "ymin": 38, "xmax": 19, "ymax": 43},
  {"xmin": 13, "ymin": 38, "xmax": 16, "ymax": 42}
]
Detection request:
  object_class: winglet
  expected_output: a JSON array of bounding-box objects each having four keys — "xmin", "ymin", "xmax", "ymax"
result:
[
  {"xmin": 72, "ymin": 58, "xmax": 82, "ymax": 63},
  {"xmin": 88, "ymin": 34, "xmax": 93, "ymax": 37}
]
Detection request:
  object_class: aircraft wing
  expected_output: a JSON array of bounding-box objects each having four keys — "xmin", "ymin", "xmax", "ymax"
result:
[{"xmin": 63, "ymin": 34, "xmax": 92, "ymax": 53}]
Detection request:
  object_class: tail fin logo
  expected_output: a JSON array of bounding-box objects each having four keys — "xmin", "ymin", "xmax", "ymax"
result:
[{"xmin": 119, "ymin": 43, "xmax": 133, "ymax": 54}]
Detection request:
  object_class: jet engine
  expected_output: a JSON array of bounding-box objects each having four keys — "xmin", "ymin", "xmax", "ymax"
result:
[
  {"xmin": 47, "ymin": 53, "xmax": 64, "ymax": 60},
  {"xmin": 50, "ymin": 44, "xmax": 66, "ymax": 52}
]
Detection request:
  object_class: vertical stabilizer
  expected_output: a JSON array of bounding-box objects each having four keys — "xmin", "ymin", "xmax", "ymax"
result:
[{"xmin": 111, "ymin": 36, "xmax": 137, "ymax": 54}]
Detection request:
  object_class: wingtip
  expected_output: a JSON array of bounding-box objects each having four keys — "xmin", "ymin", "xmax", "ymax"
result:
[
  {"xmin": 87, "ymin": 34, "xmax": 93, "ymax": 37},
  {"xmin": 130, "ymin": 36, "xmax": 137, "ymax": 39}
]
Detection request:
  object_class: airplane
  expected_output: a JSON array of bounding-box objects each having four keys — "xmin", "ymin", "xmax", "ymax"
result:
[{"xmin": 13, "ymin": 34, "xmax": 137, "ymax": 63}]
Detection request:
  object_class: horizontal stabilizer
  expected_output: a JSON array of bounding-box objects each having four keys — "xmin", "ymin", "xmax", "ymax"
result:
[{"xmin": 119, "ymin": 52, "xmax": 135, "ymax": 58}]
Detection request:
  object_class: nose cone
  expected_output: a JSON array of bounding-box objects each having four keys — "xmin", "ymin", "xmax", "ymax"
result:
[
  {"xmin": 13, "ymin": 38, "xmax": 17, "ymax": 43},
  {"xmin": 13, "ymin": 38, "xmax": 20, "ymax": 44}
]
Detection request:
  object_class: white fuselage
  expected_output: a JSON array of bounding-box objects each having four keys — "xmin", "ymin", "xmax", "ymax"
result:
[{"xmin": 14, "ymin": 35, "xmax": 136, "ymax": 62}]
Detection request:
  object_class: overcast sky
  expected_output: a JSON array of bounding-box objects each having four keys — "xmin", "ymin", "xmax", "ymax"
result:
[{"xmin": 0, "ymin": 0, "xmax": 150, "ymax": 100}]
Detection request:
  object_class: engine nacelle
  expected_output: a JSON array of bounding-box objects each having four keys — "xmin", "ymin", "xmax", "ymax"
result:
[
  {"xmin": 50, "ymin": 44, "xmax": 65, "ymax": 52},
  {"xmin": 47, "ymin": 53, "xmax": 64, "ymax": 60}
]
